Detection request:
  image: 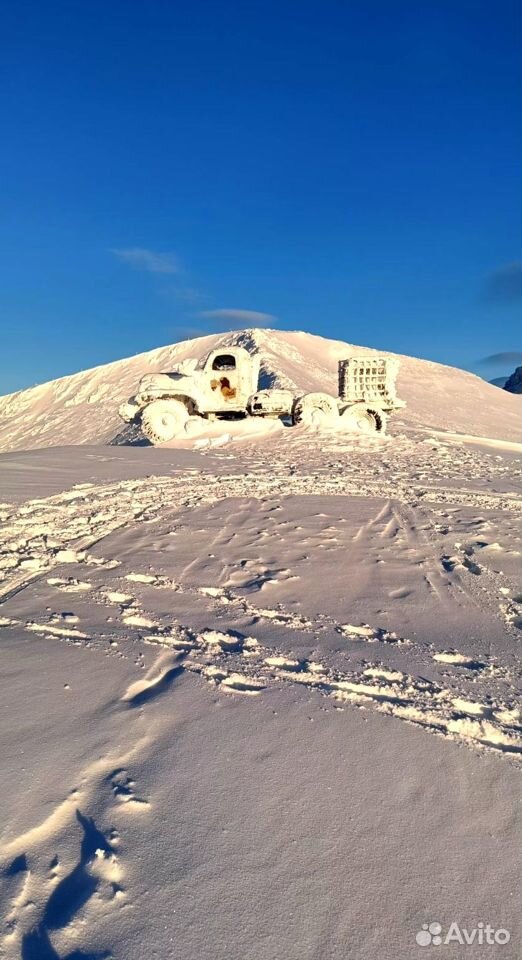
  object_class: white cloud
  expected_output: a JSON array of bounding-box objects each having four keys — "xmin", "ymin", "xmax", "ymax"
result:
[
  {"xmin": 198, "ymin": 308, "xmax": 276, "ymax": 327},
  {"xmin": 111, "ymin": 248, "xmax": 181, "ymax": 275}
]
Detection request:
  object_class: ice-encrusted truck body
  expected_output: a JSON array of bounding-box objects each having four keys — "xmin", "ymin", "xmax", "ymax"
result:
[
  {"xmin": 119, "ymin": 345, "xmax": 404, "ymax": 443},
  {"xmin": 134, "ymin": 349, "xmax": 261, "ymax": 415}
]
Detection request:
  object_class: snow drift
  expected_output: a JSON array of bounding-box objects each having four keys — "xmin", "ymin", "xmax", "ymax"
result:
[{"xmin": 0, "ymin": 328, "xmax": 520, "ymax": 452}]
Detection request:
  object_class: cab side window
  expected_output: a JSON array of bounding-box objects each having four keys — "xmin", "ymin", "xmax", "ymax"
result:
[{"xmin": 212, "ymin": 354, "xmax": 236, "ymax": 371}]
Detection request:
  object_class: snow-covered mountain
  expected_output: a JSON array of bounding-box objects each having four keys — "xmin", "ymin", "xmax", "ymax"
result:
[
  {"xmin": 504, "ymin": 365, "xmax": 522, "ymax": 395},
  {"xmin": 0, "ymin": 328, "xmax": 520, "ymax": 452}
]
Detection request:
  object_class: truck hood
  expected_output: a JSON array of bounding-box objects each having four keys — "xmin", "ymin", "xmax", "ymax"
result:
[{"xmin": 138, "ymin": 371, "xmax": 199, "ymax": 392}]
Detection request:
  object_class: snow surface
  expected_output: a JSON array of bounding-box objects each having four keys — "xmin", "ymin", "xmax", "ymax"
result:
[
  {"xmin": 0, "ymin": 328, "xmax": 521, "ymax": 452},
  {"xmin": 0, "ymin": 331, "xmax": 521, "ymax": 959}
]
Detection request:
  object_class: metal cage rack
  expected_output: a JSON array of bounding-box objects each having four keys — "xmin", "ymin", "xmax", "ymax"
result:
[{"xmin": 338, "ymin": 356, "xmax": 399, "ymax": 404}]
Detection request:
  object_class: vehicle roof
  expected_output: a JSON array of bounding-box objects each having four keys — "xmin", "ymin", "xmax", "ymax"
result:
[{"xmin": 204, "ymin": 345, "xmax": 253, "ymax": 358}]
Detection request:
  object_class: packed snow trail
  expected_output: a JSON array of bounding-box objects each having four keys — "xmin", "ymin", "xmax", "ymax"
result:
[
  {"xmin": 1, "ymin": 471, "xmax": 521, "ymax": 760},
  {"xmin": 2, "ymin": 465, "xmax": 521, "ymax": 601}
]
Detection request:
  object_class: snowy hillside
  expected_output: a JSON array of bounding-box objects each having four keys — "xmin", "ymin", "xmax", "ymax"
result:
[
  {"xmin": 1, "ymin": 343, "xmax": 521, "ymax": 958},
  {"xmin": 0, "ymin": 328, "xmax": 520, "ymax": 452}
]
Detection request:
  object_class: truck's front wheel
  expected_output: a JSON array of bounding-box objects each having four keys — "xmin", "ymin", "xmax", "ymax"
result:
[{"xmin": 140, "ymin": 399, "xmax": 189, "ymax": 443}]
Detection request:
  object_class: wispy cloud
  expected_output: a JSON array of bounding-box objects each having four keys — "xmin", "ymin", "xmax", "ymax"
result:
[
  {"xmin": 110, "ymin": 250, "xmax": 278, "ymax": 333},
  {"xmin": 482, "ymin": 261, "xmax": 522, "ymax": 303},
  {"xmin": 478, "ymin": 351, "xmax": 522, "ymax": 367},
  {"xmin": 198, "ymin": 308, "xmax": 276, "ymax": 327},
  {"xmin": 111, "ymin": 247, "xmax": 181, "ymax": 275}
]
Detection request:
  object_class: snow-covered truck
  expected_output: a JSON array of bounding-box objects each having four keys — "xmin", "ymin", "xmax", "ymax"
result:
[{"xmin": 118, "ymin": 346, "xmax": 404, "ymax": 443}]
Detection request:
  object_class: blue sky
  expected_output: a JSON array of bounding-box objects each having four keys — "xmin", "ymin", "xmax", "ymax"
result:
[{"xmin": 1, "ymin": 0, "xmax": 521, "ymax": 393}]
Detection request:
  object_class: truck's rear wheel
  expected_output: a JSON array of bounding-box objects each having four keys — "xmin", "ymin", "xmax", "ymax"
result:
[
  {"xmin": 341, "ymin": 406, "xmax": 386, "ymax": 433},
  {"xmin": 292, "ymin": 392, "xmax": 338, "ymax": 426},
  {"xmin": 140, "ymin": 399, "xmax": 189, "ymax": 443}
]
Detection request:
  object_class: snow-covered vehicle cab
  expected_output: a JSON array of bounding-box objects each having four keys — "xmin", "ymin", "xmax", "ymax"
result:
[{"xmin": 119, "ymin": 346, "xmax": 266, "ymax": 443}]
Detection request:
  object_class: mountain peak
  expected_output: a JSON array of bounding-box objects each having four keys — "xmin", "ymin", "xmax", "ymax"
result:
[{"xmin": 504, "ymin": 365, "xmax": 522, "ymax": 395}]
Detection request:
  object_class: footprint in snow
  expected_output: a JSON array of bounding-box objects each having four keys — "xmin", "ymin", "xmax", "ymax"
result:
[
  {"xmin": 337, "ymin": 623, "xmax": 409, "ymax": 645},
  {"xmin": 432, "ymin": 651, "xmax": 487, "ymax": 670},
  {"xmin": 124, "ymin": 572, "xmax": 168, "ymax": 586},
  {"xmin": 46, "ymin": 577, "xmax": 92, "ymax": 593},
  {"xmin": 197, "ymin": 629, "xmax": 259, "ymax": 655},
  {"xmin": 122, "ymin": 612, "xmax": 157, "ymax": 629},
  {"xmin": 201, "ymin": 668, "xmax": 267, "ymax": 695},
  {"xmin": 101, "ymin": 590, "xmax": 134, "ymax": 605},
  {"xmin": 108, "ymin": 769, "xmax": 150, "ymax": 811},
  {"xmin": 441, "ymin": 554, "xmax": 482, "ymax": 576},
  {"xmin": 26, "ymin": 621, "xmax": 89, "ymax": 641}
]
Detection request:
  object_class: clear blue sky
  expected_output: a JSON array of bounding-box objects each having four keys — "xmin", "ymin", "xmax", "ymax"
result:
[{"xmin": 1, "ymin": 0, "xmax": 521, "ymax": 393}]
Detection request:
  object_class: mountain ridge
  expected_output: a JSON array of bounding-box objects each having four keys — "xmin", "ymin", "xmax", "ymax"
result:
[{"xmin": 0, "ymin": 328, "xmax": 520, "ymax": 452}]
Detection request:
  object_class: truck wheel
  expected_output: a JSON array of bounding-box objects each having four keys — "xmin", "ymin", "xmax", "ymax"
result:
[
  {"xmin": 341, "ymin": 407, "xmax": 386, "ymax": 433},
  {"xmin": 292, "ymin": 392, "xmax": 338, "ymax": 426},
  {"xmin": 140, "ymin": 399, "xmax": 189, "ymax": 443}
]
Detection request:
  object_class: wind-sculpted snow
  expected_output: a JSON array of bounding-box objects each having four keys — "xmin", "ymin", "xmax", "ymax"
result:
[
  {"xmin": 1, "ymin": 435, "xmax": 521, "ymax": 960},
  {"xmin": 0, "ymin": 328, "xmax": 521, "ymax": 452}
]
